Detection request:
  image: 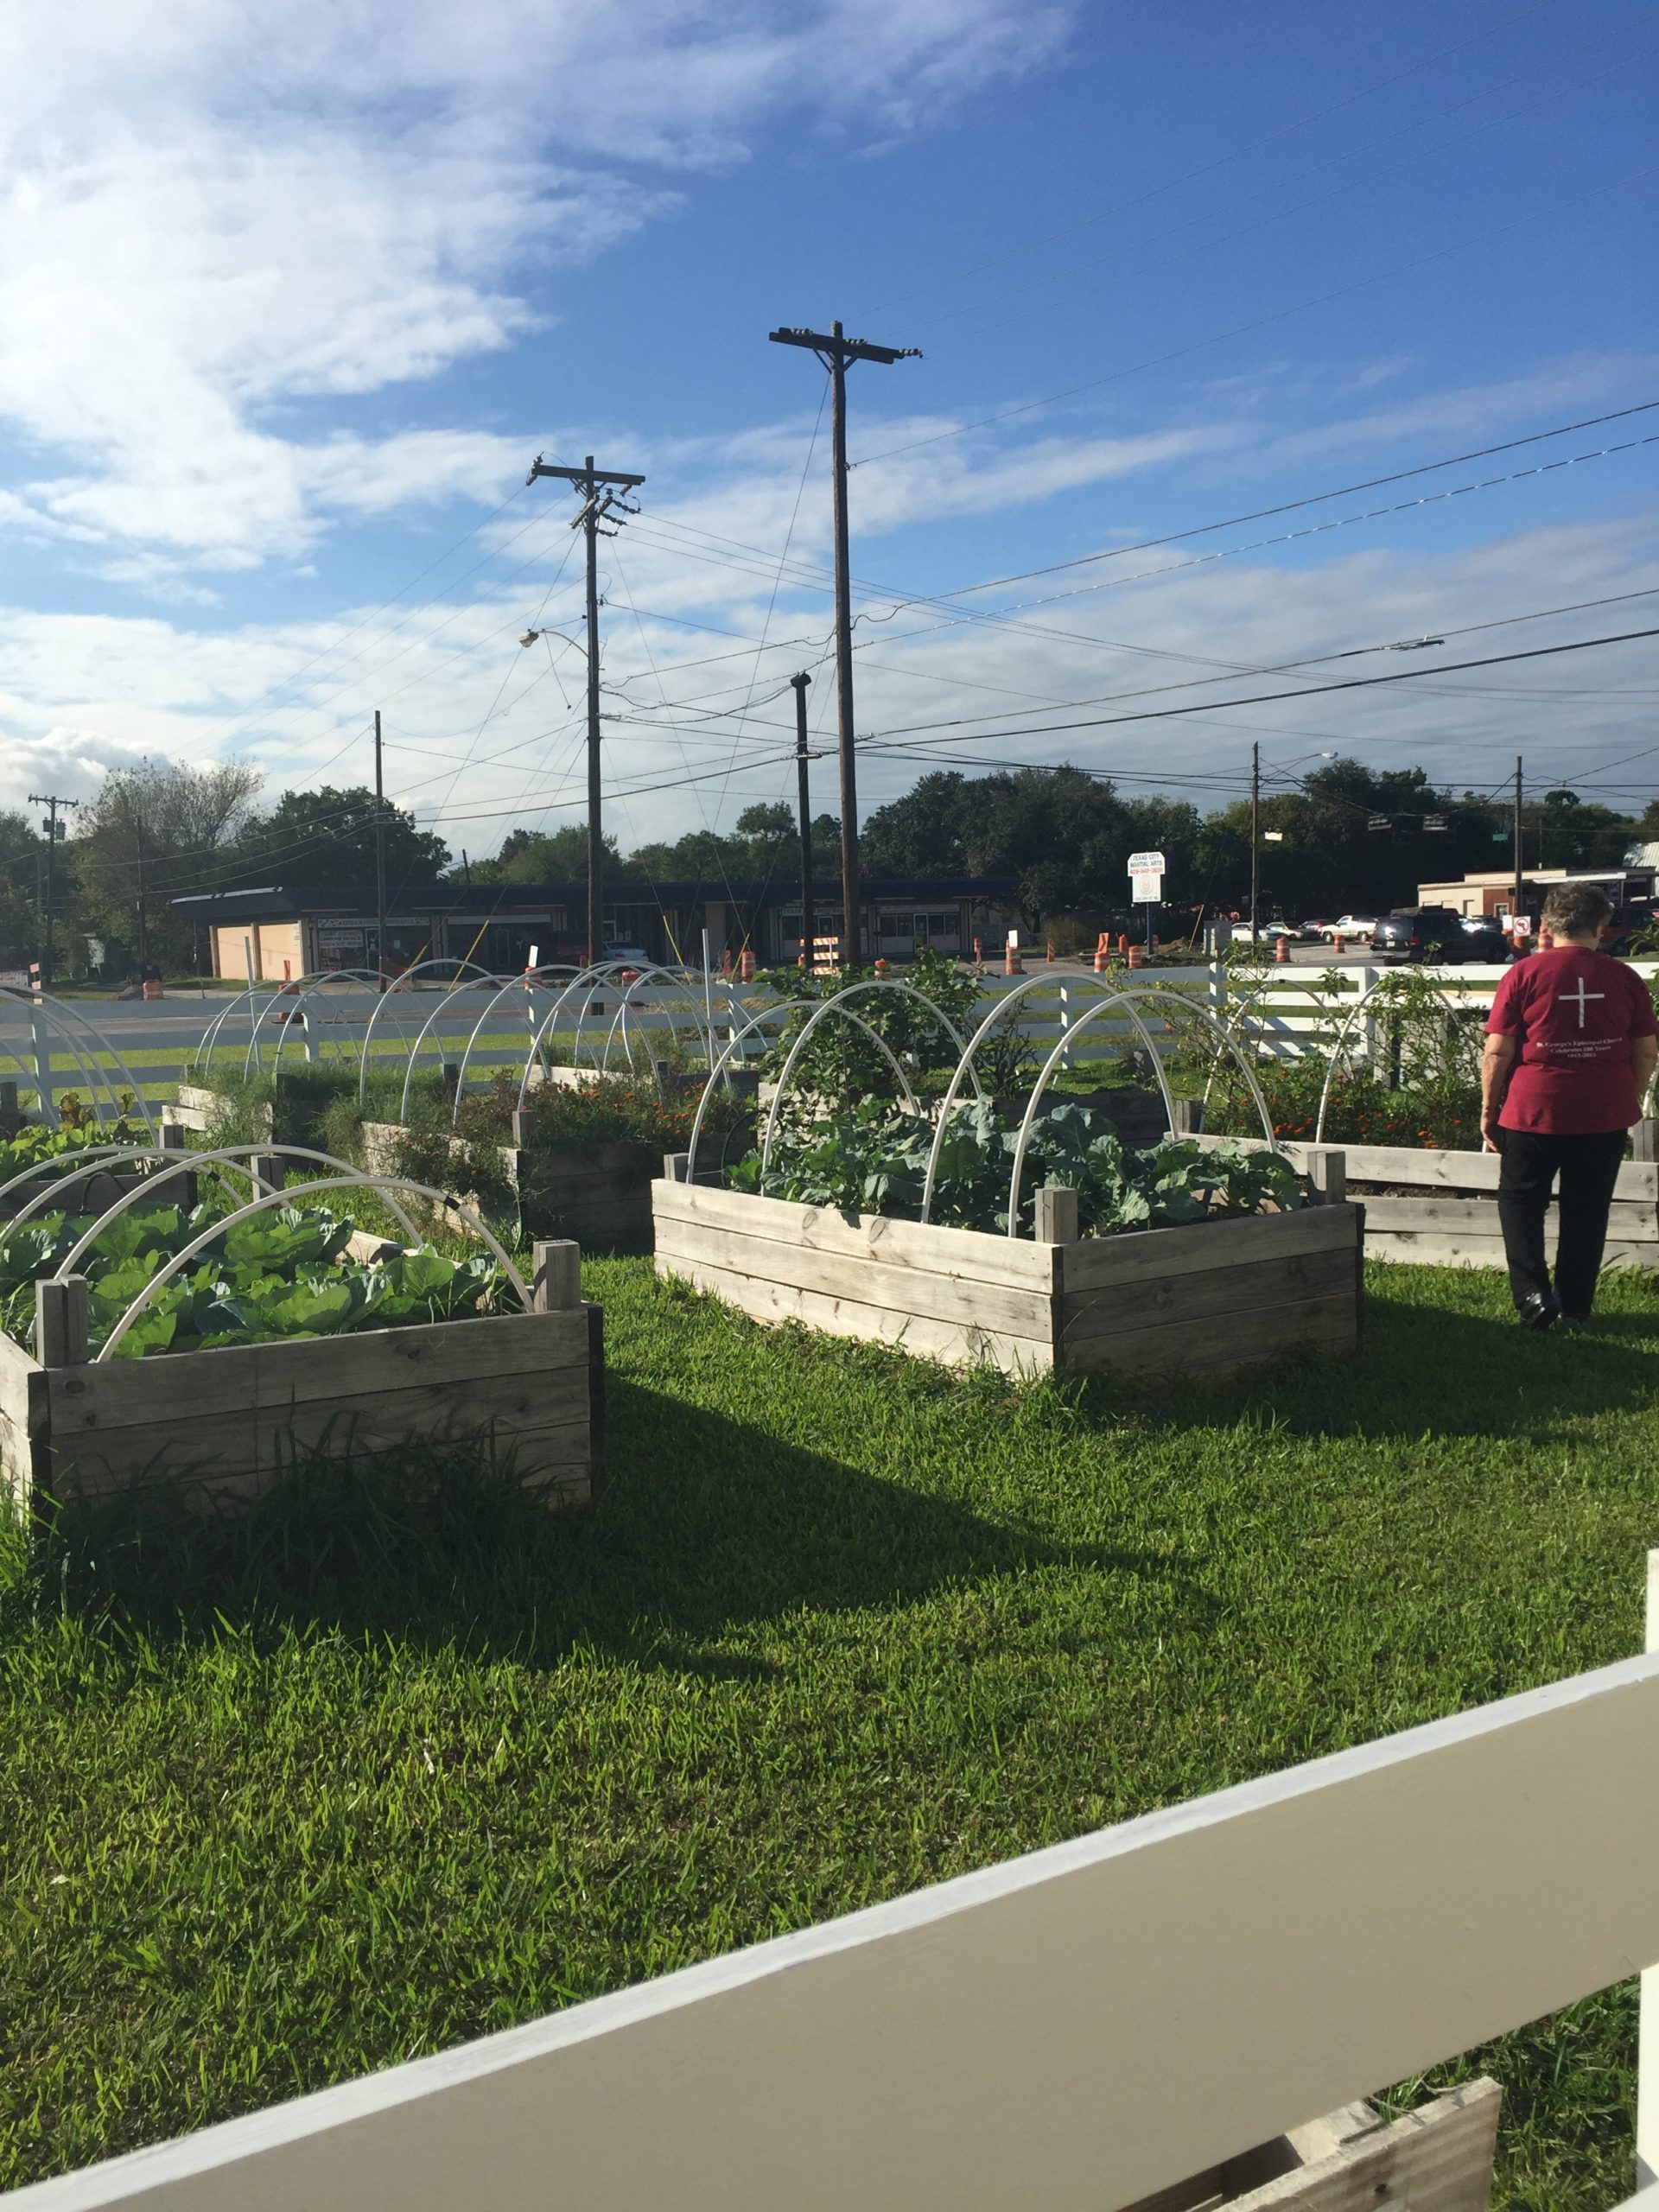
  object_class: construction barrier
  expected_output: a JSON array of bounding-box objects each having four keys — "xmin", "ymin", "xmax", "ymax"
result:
[{"xmin": 142, "ymin": 977, "xmax": 164, "ymax": 1002}]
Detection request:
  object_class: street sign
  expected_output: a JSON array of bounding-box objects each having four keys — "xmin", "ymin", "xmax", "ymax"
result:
[
  {"xmin": 1131, "ymin": 870, "xmax": 1162, "ymax": 904},
  {"xmin": 1127, "ymin": 849, "xmax": 1165, "ymax": 874}
]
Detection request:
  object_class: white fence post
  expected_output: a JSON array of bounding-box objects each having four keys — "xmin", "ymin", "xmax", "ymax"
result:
[{"xmin": 1639, "ymin": 1546, "xmax": 1659, "ymax": 2190}]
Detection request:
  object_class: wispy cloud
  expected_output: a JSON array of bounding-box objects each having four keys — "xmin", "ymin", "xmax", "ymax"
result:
[{"xmin": 0, "ymin": 0, "xmax": 1075, "ymax": 582}]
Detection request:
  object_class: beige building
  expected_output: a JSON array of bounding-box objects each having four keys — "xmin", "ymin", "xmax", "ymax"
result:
[{"xmin": 1415, "ymin": 868, "xmax": 1571, "ymax": 919}]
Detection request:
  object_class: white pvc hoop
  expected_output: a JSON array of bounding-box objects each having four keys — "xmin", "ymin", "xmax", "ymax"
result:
[
  {"xmin": 1006, "ymin": 988, "xmax": 1281, "ymax": 1239},
  {"xmin": 450, "ymin": 978, "xmax": 570, "ymax": 1116},
  {"xmin": 242, "ymin": 969, "xmax": 387, "ymax": 1080},
  {"xmin": 0, "ymin": 987, "xmax": 158, "ymax": 1138},
  {"xmin": 514, "ymin": 962, "xmax": 714, "ymax": 1106},
  {"xmin": 683, "ymin": 1001, "xmax": 810, "ymax": 1185},
  {"xmin": 88, "ymin": 1173, "xmax": 532, "ymax": 1362},
  {"xmin": 266, "ymin": 969, "xmax": 392, "ymax": 1079},
  {"xmin": 1313, "ymin": 970, "xmax": 1466, "ymax": 1143},
  {"xmin": 918, "ymin": 971, "xmax": 1160, "ymax": 1224},
  {"xmin": 758, "ymin": 980, "xmax": 982, "ymax": 1181},
  {"xmin": 52, "ymin": 1145, "xmax": 427, "ymax": 1281},
  {"xmin": 355, "ymin": 958, "xmax": 500, "ymax": 1097}
]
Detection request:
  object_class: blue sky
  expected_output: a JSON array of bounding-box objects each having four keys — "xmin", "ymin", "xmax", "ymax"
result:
[{"xmin": 0, "ymin": 0, "xmax": 1655, "ymax": 855}]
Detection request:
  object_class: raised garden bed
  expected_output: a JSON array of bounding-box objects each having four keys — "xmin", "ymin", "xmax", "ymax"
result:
[
  {"xmin": 1190, "ymin": 1132, "xmax": 1659, "ymax": 1272},
  {"xmin": 652, "ymin": 1171, "xmax": 1361, "ymax": 1379},
  {"xmin": 0, "ymin": 1181, "xmax": 604, "ymax": 1511}
]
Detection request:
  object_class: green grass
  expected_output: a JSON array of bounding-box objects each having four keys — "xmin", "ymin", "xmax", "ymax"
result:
[{"xmin": 3, "ymin": 1261, "xmax": 1659, "ymax": 2197}]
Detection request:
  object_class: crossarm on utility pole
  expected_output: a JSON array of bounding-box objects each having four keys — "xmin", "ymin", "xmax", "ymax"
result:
[
  {"xmin": 524, "ymin": 454, "xmax": 646, "ymax": 968},
  {"xmin": 767, "ymin": 321, "xmax": 919, "ymax": 969}
]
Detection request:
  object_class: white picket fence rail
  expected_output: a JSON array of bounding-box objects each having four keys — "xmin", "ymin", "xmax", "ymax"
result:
[{"xmin": 14, "ymin": 1555, "xmax": 1659, "ymax": 2211}]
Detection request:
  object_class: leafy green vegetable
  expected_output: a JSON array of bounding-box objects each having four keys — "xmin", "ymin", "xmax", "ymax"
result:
[
  {"xmin": 729, "ymin": 1099, "xmax": 1304, "ymax": 1236},
  {"xmin": 0, "ymin": 1196, "xmax": 509, "ymax": 1360}
]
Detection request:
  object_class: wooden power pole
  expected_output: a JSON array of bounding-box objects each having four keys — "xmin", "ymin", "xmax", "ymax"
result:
[
  {"xmin": 27, "ymin": 792, "xmax": 78, "ymax": 988},
  {"xmin": 1249, "ymin": 741, "xmax": 1261, "ymax": 939},
  {"xmin": 791, "ymin": 672, "xmax": 815, "ymax": 967},
  {"xmin": 768, "ymin": 322, "xmax": 918, "ymax": 967},
  {"xmin": 1512, "ymin": 754, "xmax": 1524, "ymax": 922},
  {"xmin": 373, "ymin": 709, "xmax": 388, "ymax": 990},
  {"xmin": 527, "ymin": 454, "xmax": 645, "ymax": 968}
]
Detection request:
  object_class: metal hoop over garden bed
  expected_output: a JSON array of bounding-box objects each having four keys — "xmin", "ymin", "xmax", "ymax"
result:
[{"xmin": 0, "ymin": 987, "xmax": 156, "ymax": 1135}]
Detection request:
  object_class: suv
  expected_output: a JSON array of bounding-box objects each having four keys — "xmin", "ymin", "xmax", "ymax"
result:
[{"xmin": 1370, "ymin": 907, "xmax": 1473, "ymax": 963}]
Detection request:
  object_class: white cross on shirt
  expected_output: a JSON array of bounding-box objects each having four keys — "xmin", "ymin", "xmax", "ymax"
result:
[{"xmin": 1558, "ymin": 976, "xmax": 1605, "ymax": 1028}]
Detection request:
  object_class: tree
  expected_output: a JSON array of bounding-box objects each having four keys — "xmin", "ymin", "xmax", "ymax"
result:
[
  {"xmin": 474, "ymin": 823, "xmax": 622, "ymax": 884},
  {"xmin": 73, "ymin": 760, "xmax": 264, "ymax": 973},
  {"xmin": 235, "ymin": 785, "xmax": 449, "ymax": 887},
  {"xmin": 0, "ymin": 811, "xmax": 44, "ymax": 970}
]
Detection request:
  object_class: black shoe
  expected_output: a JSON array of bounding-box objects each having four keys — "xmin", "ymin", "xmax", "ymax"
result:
[{"xmin": 1517, "ymin": 1290, "xmax": 1561, "ymax": 1331}]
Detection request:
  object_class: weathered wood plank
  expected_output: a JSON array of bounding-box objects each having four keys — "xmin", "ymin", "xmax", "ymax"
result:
[
  {"xmin": 653, "ymin": 1217, "xmax": 1055, "ymax": 1344},
  {"xmin": 1359, "ymin": 1195, "xmax": 1656, "ymax": 1240},
  {"xmin": 657, "ymin": 1253, "xmax": 1055, "ymax": 1375},
  {"xmin": 47, "ymin": 1412, "xmax": 594, "ymax": 1504},
  {"xmin": 1066, "ymin": 1293, "xmax": 1358, "ymax": 1377},
  {"xmin": 47, "ymin": 1362, "xmax": 591, "ymax": 1459},
  {"xmin": 1190, "ymin": 1132, "xmax": 1659, "ymax": 1202},
  {"xmin": 1369, "ymin": 1233, "xmax": 1653, "ymax": 1271},
  {"xmin": 1062, "ymin": 1247, "xmax": 1356, "ymax": 1344},
  {"xmin": 1058, "ymin": 1205, "xmax": 1358, "ymax": 1293},
  {"xmin": 652, "ymin": 1179, "xmax": 1060, "ymax": 1291},
  {"xmin": 41, "ymin": 1310, "xmax": 590, "ymax": 1430},
  {"xmin": 1226, "ymin": 2078, "xmax": 1499, "ymax": 2212}
]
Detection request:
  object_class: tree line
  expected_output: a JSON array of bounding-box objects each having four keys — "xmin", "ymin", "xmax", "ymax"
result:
[{"xmin": 10, "ymin": 755, "xmax": 1656, "ymax": 980}]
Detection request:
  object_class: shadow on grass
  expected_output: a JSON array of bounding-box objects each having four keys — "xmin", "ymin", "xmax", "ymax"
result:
[
  {"xmin": 11, "ymin": 1376, "xmax": 1204, "ymax": 1667},
  {"xmin": 1084, "ymin": 1265, "xmax": 1659, "ymax": 1446}
]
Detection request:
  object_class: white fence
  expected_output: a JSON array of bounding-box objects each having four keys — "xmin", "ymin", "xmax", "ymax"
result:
[{"xmin": 14, "ymin": 1556, "xmax": 1659, "ymax": 2211}]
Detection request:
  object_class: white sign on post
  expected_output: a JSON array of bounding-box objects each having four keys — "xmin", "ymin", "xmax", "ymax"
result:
[
  {"xmin": 1131, "ymin": 871, "xmax": 1162, "ymax": 905},
  {"xmin": 1127, "ymin": 850, "xmax": 1166, "ymax": 874}
]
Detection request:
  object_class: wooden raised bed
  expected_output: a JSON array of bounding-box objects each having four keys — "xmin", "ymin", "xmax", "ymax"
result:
[
  {"xmin": 1192, "ymin": 1132, "xmax": 1659, "ymax": 1272},
  {"xmin": 652, "ymin": 1170, "xmax": 1361, "ymax": 1379},
  {"xmin": 3, "ymin": 1244, "xmax": 603, "ymax": 1512}
]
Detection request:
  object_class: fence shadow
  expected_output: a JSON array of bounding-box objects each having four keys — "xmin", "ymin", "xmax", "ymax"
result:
[{"xmin": 24, "ymin": 1377, "xmax": 1206, "ymax": 1668}]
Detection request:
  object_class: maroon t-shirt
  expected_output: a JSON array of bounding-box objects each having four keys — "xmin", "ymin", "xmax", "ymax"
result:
[{"xmin": 1485, "ymin": 947, "xmax": 1657, "ymax": 1135}]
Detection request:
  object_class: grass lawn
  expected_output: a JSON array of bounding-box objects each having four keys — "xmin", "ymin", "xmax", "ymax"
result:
[{"xmin": 3, "ymin": 1258, "xmax": 1658, "ymax": 2199}]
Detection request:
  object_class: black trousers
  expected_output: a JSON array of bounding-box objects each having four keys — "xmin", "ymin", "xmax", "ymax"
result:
[{"xmin": 1497, "ymin": 1128, "xmax": 1629, "ymax": 1317}]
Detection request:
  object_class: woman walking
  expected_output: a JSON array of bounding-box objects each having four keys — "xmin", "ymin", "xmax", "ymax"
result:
[{"xmin": 1482, "ymin": 880, "xmax": 1658, "ymax": 1328}]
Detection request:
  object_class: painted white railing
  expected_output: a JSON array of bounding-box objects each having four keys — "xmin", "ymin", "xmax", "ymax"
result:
[{"xmin": 13, "ymin": 1556, "xmax": 1659, "ymax": 2210}]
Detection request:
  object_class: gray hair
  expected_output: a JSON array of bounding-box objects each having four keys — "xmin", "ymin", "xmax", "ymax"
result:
[{"xmin": 1541, "ymin": 880, "xmax": 1612, "ymax": 938}]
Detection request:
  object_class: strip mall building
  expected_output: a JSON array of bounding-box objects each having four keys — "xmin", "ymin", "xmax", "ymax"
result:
[{"xmin": 173, "ymin": 876, "xmax": 1018, "ymax": 981}]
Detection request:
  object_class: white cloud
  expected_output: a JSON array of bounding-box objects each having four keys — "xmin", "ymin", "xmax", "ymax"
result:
[{"xmin": 0, "ymin": 0, "xmax": 1074, "ymax": 581}]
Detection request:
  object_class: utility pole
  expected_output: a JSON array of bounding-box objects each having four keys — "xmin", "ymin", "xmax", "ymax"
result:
[
  {"xmin": 791, "ymin": 672, "xmax": 816, "ymax": 968},
  {"xmin": 373, "ymin": 709, "xmax": 388, "ymax": 990},
  {"xmin": 135, "ymin": 820, "xmax": 148, "ymax": 969},
  {"xmin": 527, "ymin": 453, "xmax": 645, "ymax": 968},
  {"xmin": 1512, "ymin": 754, "xmax": 1524, "ymax": 923},
  {"xmin": 769, "ymin": 321, "xmax": 919, "ymax": 967},
  {"xmin": 1249, "ymin": 741, "xmax": 1261, "ymax": 939},
  {"xmin": 27, "ymin": 793, "xmax": 77, "ymax": 988}
]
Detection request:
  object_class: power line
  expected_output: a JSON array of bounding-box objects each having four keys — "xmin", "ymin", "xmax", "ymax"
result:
[
  {"xmin": 848, "ymin": 165, "xmax": 1656, "ymax": 467},
  {"xmin": 860, "ymin": 627, "xmax": 1659, "ymax": 755}
]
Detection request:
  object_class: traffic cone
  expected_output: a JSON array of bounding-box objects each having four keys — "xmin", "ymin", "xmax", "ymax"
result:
[
  {"xmin": 1332, "ymin": 933, "xmax": 1345, "ymax": 953},
  {"xmin": 1093, "ymin": 932, "xmax": 1109, "ymax": 974},
  {"xmin": 1005, "ymin": 943, "xmax": 1024, "ymax": 975},
  {"xmin": 720, "ymin": 949, "xmax": 733, "ymax": 976},
  {"xmin": 1274, "ymin": 933, "xmax": 1290, "ymax": 964},
  {"xmin": 1117, "ymin": 933, "xmax": 1128, "ymax": 955},
  {"xmin": 1046, "ymin": 939, "xmax": 1056, "ymax": 963}
]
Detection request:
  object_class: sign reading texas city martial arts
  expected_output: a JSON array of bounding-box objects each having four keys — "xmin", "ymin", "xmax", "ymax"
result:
[{"xmin": 1128, "ymin": 850, "xmax": 1165, "ymax": 905}]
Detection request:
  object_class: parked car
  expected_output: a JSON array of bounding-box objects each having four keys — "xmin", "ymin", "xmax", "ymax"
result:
[
  {"xmin": 1605, "ymin": 899, "xmax": 1657, "ymax": 953},
  {"xmin": 1230, "ymin": 922, "xmax": 1299, "ymax": 943},
  {"xmin": 1457, "ymin": 918, "xmax": 1511, "ymax": 963},
  {"xmin": 1370, "ymin": 907, "xmax": 1480, "ymax": 963},
  {"xmin": 603, "ymin": 943, "xmax": 654, "ymax": 966},
  {"xmin": 1317, "ymin": 915, "xmax": 1376, "ymax": 942}
]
